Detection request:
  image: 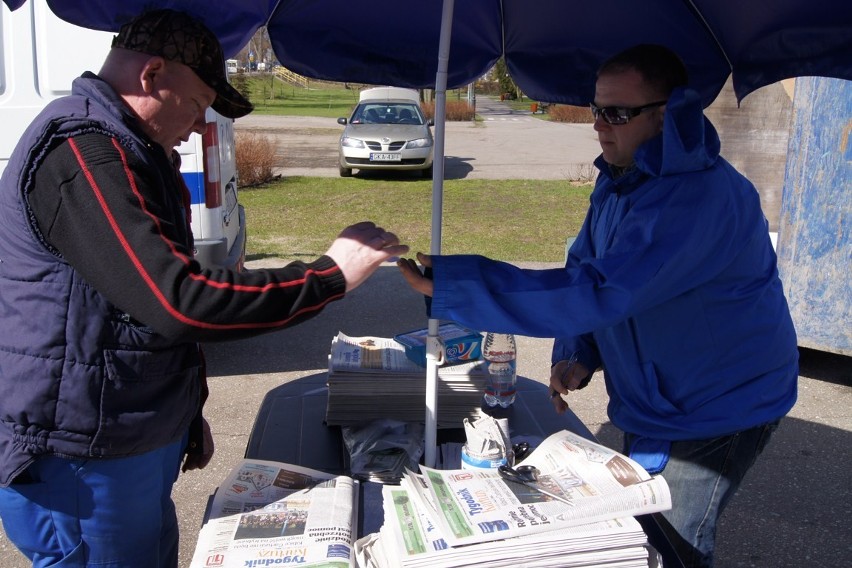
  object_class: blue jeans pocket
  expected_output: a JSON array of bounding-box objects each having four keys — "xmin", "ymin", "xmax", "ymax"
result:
[{"xmin": 628, "ymin": 436, "xmax": 672, "ymax": 474}]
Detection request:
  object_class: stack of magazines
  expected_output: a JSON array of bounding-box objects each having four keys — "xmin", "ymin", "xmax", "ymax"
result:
[
  {"xmin": 325, "ymin": 332, "xmax": 487, "ymax": 428},
  {"xmin": 354, "ymin": 429, "xmax": 673, "ymax": 568}
]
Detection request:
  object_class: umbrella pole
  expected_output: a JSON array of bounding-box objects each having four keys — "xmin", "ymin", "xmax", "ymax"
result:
[{"xmin": 424, "ymin": 0, "xmax": 455, "ymax": 469}]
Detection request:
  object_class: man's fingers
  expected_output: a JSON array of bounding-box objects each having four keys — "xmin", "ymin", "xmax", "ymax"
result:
[
  {"xmin": 549, "ymin": 361, "xmax": 570, "ymax": 395},
  {"xmin": 550, "ymin": 393, "xmax": 568, "ymax": 415},
  {"xmin": 382, "ymin": 244, "xmax": 409, "ymax": 258},
  {"xmin": 366, "ymin": 228, "xmax": 407, "ymax": 259},
  {"xmin": 397, "ymin": 257, "xmax": 416, "ymax": 271},
  {"xmin": 397, "ymin": 259, "xmax": 421, "ymax": 281},
  {"xmin": 396, "ymin": 257, "xmax": 434, "ymax": 296}
]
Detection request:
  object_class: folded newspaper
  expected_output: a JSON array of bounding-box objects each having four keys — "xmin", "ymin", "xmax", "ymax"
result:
[
  {"xmin": 355, "ymin": 429, "xmax": 672, "ymax": 567},
  {"xmin": 189, "ymin": 459, "xmax": 359, "ymax": 568},
  {"xmin": 325, "ymin": 332, "xmax": 487, "ymax": 427}
]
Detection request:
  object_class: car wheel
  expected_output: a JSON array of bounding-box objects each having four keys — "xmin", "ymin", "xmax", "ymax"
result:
[
  {"xmin": 421, "ymin": 164, "xmax": 433, "ymax": 179},
  {"xmin": 339, "ymin": 165, "xmax": 352, "ymax": 177}
]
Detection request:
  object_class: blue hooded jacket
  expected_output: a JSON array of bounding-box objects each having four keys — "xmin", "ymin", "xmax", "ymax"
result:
[{"xmin": 428, "ymin": 87, "xmax": 798, "ymax": 440}]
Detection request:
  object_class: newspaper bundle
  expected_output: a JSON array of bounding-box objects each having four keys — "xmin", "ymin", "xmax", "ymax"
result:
[
  {"xmin": 189, "ymin": 459, "xmax": 359, "ymax": 568},
  {"xmin": 325, "ymin": 332, "xmax": 487, "ymax": 427},
  {"xmin": 355, "ymin": 429, "xmax": 672, "ymax": 567},
  {"xmin": 355, "ymin": 486, "xmax": 653, "ymax": 568}
]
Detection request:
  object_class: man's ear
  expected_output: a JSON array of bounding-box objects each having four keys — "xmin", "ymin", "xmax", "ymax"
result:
[{"xmin": 139, "ymin": 56, "xmax": 167, "ymax": 94}]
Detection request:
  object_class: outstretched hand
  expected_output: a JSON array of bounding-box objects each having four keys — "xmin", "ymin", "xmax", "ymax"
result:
[
  {"xmin": 325, "ymin": 221, "xmax": 409, "ymax": 292},
  {"xmin": 397, "ymin": 252, "xmax": 434, "ymax": 297}
]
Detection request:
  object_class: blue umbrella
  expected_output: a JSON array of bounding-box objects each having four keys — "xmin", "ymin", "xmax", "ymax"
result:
[
  {"xmin": 6, "ymin": 0, "xmax": 851, "ymax": 465},
  {"xmin": 6, "ymin": 0, "xmax": 852, "ymax": 106}
]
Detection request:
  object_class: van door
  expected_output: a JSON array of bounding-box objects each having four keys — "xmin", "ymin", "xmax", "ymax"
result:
[
  {"xmin": 0, "ymin": 0, "xmax": 246, "ymax": 271},
  {"xmin": 178, "ymin": 109, "xmax": 246, "ymax": 270}
]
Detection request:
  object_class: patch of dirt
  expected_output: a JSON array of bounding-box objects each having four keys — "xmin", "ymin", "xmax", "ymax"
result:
[{"xmin": 241, "ymin": 127, "xmax": 340, "ymax": 169}]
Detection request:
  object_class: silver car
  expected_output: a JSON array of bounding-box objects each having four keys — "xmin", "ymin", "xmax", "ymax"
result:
[{"xmin": 337, "ymin": 98, "xmax": 434, "ymax": 178}]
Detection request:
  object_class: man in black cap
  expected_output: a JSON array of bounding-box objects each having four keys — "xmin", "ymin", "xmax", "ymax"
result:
[
  {"xmin": 0, "ymin": 10, "xmax": 406, "ymax": 567},
  {"xmin": 109, "ymin": 8, "xmax": 254, "ymax": 121}
]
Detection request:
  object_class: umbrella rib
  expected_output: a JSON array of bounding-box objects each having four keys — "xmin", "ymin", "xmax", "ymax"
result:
[
  {"xmin": 683, "ymin": 0, "xmax": 733, "ymax": 71},
  {"xmin": 265, "ymin": 0, "xmax": 285, "ymax": 28},
  {"xmin": 499, "ymin": 0, "xmax": 506, "ymax": 56}
]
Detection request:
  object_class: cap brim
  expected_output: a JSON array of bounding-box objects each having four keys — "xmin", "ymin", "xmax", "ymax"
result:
[{"xmin": 211, "ymin": 81, "xmax": 254, "ymax": 119}]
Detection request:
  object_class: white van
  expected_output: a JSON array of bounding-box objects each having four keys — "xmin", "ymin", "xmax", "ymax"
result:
[{"xmin": 0, "ymin": 1, "xmax": 246, "ymax": 270}]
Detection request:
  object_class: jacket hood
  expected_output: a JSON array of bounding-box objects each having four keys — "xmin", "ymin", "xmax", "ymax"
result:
[{"xmin": 635, "ymin": 87, "xmax": 720, "ymax": 177}]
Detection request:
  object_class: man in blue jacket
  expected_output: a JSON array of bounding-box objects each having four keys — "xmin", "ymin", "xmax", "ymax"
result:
[{"xmin": 398, "ymin": 44, "xmax": 797, "ymax": 568}]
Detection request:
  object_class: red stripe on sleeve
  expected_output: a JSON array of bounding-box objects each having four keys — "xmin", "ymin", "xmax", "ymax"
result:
[{"xmin": 67, "ymin": 138, "xmax": 342, "ymax": 330}]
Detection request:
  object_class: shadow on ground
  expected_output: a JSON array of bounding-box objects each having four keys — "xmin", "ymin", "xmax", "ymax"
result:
[
  {"xmin": 340, "ymin": 156, "xmax": 475, "ymax": 181},
  {"xmin": 203, "ymin": 265, "xmax": 426, "ymax": 376}
]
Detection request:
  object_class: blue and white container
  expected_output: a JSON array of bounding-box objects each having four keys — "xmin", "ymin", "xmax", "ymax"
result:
[{"xmin": 460, "ymin": 445, "xmax": 508, "ymax": 471}]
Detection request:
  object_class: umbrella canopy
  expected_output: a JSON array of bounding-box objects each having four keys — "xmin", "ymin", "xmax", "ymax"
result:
[{"xmin": 4, "ymin": 0, "xmax": 852, "ymax": 107}]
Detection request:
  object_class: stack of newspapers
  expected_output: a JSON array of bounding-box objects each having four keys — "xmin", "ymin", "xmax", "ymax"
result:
[
  {"xmin": 354, "ymin": 429, "xmax": 673, "ymax": 568},
  {"xmin": 190, "ymin": 459, "xmax": 360, "ymax": 567},
  {"xmin": 325, "ymin": 332, "xmax": 487, "ymax": 428}
]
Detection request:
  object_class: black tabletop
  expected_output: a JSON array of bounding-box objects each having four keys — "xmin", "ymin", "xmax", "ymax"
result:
[{"xmin": 244, "ymin": 374, "xmax": 594, "ymax": 468}]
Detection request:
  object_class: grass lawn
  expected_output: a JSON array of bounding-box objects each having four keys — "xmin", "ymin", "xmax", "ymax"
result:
[
  {"xmin": 233, "ymin": 76, "xmax": 484, "ymax": 119},
  {"xmin": 243, "ymin": 81, "xmax": 362, "ymax": 118},
  {"xmin": 240, "ymin": 176, "xmax": 592, "ymax": 264}
]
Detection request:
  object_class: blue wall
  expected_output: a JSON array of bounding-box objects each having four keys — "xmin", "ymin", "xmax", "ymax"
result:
[{"xmin": 777, "ymin": 77, "xmax": 851, "ymax": 356}]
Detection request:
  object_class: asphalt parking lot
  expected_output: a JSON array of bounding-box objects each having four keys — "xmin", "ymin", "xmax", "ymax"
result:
[
  {"xmin": 0, "ymin": 97, "xmax": 848, "ymax": 567},
  {"xmin": 232, "ymin": 95, "xmax": 603, "ymax": 181}
]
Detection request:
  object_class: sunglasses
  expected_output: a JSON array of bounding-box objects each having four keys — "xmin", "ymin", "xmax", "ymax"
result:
[{"xmin": 589, "ymin": 100, "xmax": 667, "ymax": 125}]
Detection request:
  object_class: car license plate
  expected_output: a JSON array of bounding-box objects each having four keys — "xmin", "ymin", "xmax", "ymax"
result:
[{"xmin": 370, "ymin": 152, "xmax": 401, "ymax": 162}]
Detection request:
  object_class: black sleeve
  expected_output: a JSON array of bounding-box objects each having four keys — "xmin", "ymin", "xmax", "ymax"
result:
[{"xmin": 29, "ymin": 133, "xmax": 347, "ymax": 342}]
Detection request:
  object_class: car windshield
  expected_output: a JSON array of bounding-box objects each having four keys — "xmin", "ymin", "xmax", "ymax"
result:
[{"xmin": 351, "ymin": 103, "xmax": 423, "ymax": 125}]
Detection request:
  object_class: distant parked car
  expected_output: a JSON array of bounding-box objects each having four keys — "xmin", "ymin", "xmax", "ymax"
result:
[{"xmin": 337, "ymin": 87, "xmax": 434, "ymax": 178}]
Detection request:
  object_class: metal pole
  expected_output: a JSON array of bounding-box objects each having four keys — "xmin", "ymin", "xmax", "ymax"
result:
[{"xmin": 424, "ymin": 0, "xmax": 455, "ymax": 468}]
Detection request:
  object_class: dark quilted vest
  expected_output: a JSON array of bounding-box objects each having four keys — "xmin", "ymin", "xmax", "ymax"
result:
[{"xmin": 0, "ymin": 74, "xmax": 201, "ymax": 487}]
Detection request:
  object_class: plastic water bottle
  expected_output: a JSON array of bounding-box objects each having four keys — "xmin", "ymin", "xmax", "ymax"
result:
[{"xmin": 482, "ymin": 332, "xmax": 517, "ymax": 408}]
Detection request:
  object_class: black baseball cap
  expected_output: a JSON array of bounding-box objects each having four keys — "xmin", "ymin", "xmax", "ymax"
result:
[{"xmin": 111, "ymin": 9, "xmax": 253, "ymax": 119}]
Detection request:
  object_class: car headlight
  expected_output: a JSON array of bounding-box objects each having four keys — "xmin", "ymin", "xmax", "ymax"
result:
[
  {"xmin": 405, "ymin": 138, "xmax": 432, "ymax": 149},
  {"xmin": 341, "ymin": 137, "xmax": 365, "ymax": 149}
]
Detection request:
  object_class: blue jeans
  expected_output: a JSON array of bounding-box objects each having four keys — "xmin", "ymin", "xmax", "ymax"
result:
[
  {"xmin": 0, "ymin": 437, "xmax": 186, "ymax": 567},
  {"xmin": 626, "ymin": 421, "xmax": 780, "ymax": 568}
]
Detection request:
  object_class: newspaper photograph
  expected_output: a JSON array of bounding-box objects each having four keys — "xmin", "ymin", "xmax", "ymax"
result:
[
  {"xmin": 405, "ymin": 429, "xmax": 671, "ymax": 547},
  {"xmin": 189, "ymin": 459, "xmax": 359, "ymax": 568}
]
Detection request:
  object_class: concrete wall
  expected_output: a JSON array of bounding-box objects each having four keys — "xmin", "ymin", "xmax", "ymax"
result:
[{"xmin": 704, "ymin": 79, "xmax": 794, "ymax": 232}]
